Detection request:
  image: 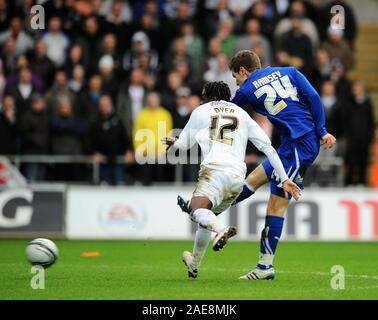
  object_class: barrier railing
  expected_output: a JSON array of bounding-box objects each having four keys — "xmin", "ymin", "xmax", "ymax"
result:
[{"xmin": 3, "ymin": 155, "xmax": 345, "ymax": 186}]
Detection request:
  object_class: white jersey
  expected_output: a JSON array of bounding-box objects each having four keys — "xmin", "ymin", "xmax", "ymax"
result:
[{"xmin": 174, "ymin": 100, "xmax": 288, "ymax": 182}]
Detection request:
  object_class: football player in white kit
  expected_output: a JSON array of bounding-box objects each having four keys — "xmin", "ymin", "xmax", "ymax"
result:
[{"xmin": 163, "ymin": 82, "xmax": 301, "ymax": 279}]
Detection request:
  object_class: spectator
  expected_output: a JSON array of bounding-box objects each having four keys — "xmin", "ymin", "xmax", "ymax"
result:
[
  {"xmin": 100, "ymin": 33, "xmax": 121, "ymax": 72},
  {"xmin": 160, "ymin": 71, "xmax": 183, "ymax": 113},
  {"xmin": 243, "ymin": 1, "xmax": 274, "ymax": 39},
  {"xmin": 321, "ymin": 28, "xmax": 354, "ymax": 71},
  {"xmin": 203, "ymin": 0, "xmax": 233, "ymax": 41},
  {"xmin": 234, "ymin": 18, "xmax": 272, "ymax": 66},
  {"xmin": 42, "ymin": 16, "xmax": 70, "ymax": 68},
  {"xmin": 163, "ymin": 37, "xmax": 191, "ymax": 75},
  {"xmin": 344, "ymin": 81, "xmax": 375, "ymax": 186},
  {"xmin": 329, "ymin": 59, "xmax": 352, "ymax": 100},
  {"xmin": 50, "ymin": 100, "xmax": 88, "ymax": 181},
  {"xmin": 5, "ymin": 67, "xmax": 38, "ymax": 119},
  {"xmin": 90, "ymin": 0, "xmax": 106, "ymax": 21},
  {"xmin": 0, "ymin": 17, "xmax": 33, "ymax": 56},
  {"xmin": 133, "ymin": 92, "xmax": 172, "ymax": 185},
  {"xmin": 204, "ymin": 37, "xmax": 222, "ymax": 75},
  {"xmin": 57, "ymin": 0, "xmax": 83, "ymax": 37},
  {"xmin": 103, "ymin": 0, "xmax": 131, "ymax": 54},
  {"xmin": 132, "ymin": 0, "xmax": 165, "ymax": 21},
  {"xmin": 166, "ymin": 0, "xmax": 195, "ymax": 40},
  {"xmin": 0, "ymin": 0, "xmax": 11, "ymax": 32},
  {"xmin": 320, "ymin": 80, "xmax": 344, "ymax": 139},
  {"xmin": 0, "ymin": 95, "xmax": 17, "ymax": 154},
  {"xmin": 318, "ymin": 0, "xmax": 357, "ymax": 46},
  {"xmin": 172, "ymin": 86, "xmax": 191, "ymax": 129},
  {"xmin": 19, "ymin": 93, "xmax": 49, "ymax": 181},
  {"xmin": 277, "ymin": 15, "xmax": 313, "ymax": 73},
  {"xmin": 77, "ymin": 74, "xmax": 103, "ymax": 125},
  {"xmin": 180, "ymin": 20, "xmax": 204, "ymax": 82},
  {"xmin": 77, "ymin": 16, "xmax": 103, "ymax": 75},
  {"xmin": 216, "ymin": 18, "xmax": 237, "ymax": 59},
  {"xmin": 228, "ymin": 0, "xmax": 255, "ymax": 33},
  {"xmin": 132, "ymin": 12, "xmax": 162, "ymax": 55},
  {"xmin": 203, "ymin": 53, "xmax": 238, "ymax": 96},
  {"xmin": 102, "ymin": 0, "xmax": 132, "ymax": 25},
  {"xmin": 308, "ymin": 48, "xmax": 333, "ymax": 90},
  {"xmin": 98, "ymin": 54, "xmax": 119, "ymax": 100},
  {"xmin": 65, "ymin": 44, "xmax": 86, "ymax": 76},
  {"xmin": 274, "ymin": 1, "xmax": 319, "ymax": 50},
  {"xmin": 135, "ymin": 51, "xmax": 157, "ymax": 89},
  {"xmin": 68, "ymin": 64, "xmax": 86, "ymax": 94},
  {"xmin": 51, "ymin": 100, "xmax": 87, "ymax": 155},
  {"xmin": 92, "ymin": 95, "xmax": 133, "ymax": 185},
  {"xmin": 123, "ymin": 31, "xmax": 159, "ymax": 74},
  {"xmin": 30, "ymin": 40, "xmax": 56, "ymax": 91},
  {"xmin": 164, "ymin": 0, "xmax": 197, "ymax": 20},
  {"xmin": 45, "ymin": 70, "xmax": 76, "ymax": 119},
  {"xmin": 5, "ymin": 55, "xmax": 44, "ymax": 92},
  {"xmin": 174, "ymin": 60, "xmax": 197, "ymax": 93},
  {"xmin": 1, "ymin": 37, "xmax": 18, "ymax": 74},
  {"xmin": 117, "ymin": 67, "xmax": 149, "ymax": 138},
  {"xmin": 187, "ymin": 94, "xmax": 200, "ymax": 112}
]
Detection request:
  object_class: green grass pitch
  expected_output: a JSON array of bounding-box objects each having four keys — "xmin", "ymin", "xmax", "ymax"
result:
[{"xmin": 0, "ymin": 240, "xmax": 377, "ymax": 300}]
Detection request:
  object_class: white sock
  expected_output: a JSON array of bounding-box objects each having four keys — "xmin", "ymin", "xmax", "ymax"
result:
[
  {"xmin": 245, "ymin": 181, "xmax": 255, "ymax": 192},
  {"xmin": 258, "ymin": 253, "xmax": 274, "ymax": 268},
  {"xmin": 193, "ymin": 225, "xmax": 212, "ymax": 266},
  {"xmin": 192, "ymin": 208, "xmax": 226, "ymax": 234}
]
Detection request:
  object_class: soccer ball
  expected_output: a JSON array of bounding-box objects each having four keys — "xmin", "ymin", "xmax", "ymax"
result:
[{"xmin": 26, "ymin": 238, "xmax": 59, "ymax": 268}]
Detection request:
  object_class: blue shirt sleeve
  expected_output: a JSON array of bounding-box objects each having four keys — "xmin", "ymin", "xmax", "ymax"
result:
[
  {"xmin": 231, "ymin": 88, "xmax": 249, "ymax": 108},
  {"xmin": 293, "ymin": 68, "xmax": 328, "ymax": 139}
]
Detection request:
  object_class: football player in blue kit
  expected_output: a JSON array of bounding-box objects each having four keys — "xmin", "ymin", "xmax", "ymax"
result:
[{"xmin": 228, "ymin": 50, "xmax": 337, "ymax": 280}]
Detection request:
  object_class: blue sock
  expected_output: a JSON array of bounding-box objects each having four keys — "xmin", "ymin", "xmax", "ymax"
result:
[
  {"xmin": 258, "ymin": 215, "xmax": 284, "ymax": 269},
  {"xmin": 232, "ymin": 183, "xmax": 254, "ymax": 205}
]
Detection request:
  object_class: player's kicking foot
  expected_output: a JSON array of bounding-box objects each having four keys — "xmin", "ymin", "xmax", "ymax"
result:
[
  {"xmin": 177, "ymin": 195, "xmax": 191, "ymax": 214},
  {"xmin": 212, "ymin": 226, "xmax": 237, "ymax": 251},
  {"xmin": 182, "ymin": 251, "xmax": 198, "ymax": 279},
  {"xmin": 239, "ymin": 266, "xmax": 276, "ymax": 280}
]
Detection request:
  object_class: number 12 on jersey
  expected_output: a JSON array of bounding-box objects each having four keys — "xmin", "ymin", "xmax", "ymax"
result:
[{"xmin": 209, "ymin": 115, "xmax": 239, "ymax": 145}]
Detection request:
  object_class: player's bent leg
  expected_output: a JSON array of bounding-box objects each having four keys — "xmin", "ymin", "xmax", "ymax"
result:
[
  {"xmin": 232, "ymin": 164, "xmax": 269, "ymax": 205},
  {"xmin": 190, "ymin": 196, "xmax": 237, "ymax": 252},
  {"xmin": 240, "ymin": 194, "xmax": 290, "ymax": 280},
  {"xmin": 212, "ymin": 226, "xmax": 237, "ymax": 252}
]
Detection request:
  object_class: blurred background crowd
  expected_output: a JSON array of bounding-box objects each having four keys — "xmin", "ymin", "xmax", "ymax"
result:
[{"xmin": 0, "ymin": 0, "xmax": 376, "ymax": 186}]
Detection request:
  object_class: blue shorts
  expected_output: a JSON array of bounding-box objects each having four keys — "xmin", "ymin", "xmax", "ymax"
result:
[{"xmin": 262, "ymin": 131, "xmax": 320, "ymax": 199}]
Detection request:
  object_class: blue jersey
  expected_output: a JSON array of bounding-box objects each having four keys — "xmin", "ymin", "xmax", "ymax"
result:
[{"xmin": 232, "ymin": 66, "xmax": 327, "ymax": 143}]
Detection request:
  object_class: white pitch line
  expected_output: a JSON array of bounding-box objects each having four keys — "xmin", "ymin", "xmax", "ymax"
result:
[{"xmin": 278, "ymin": 270, "xmax": 378, "ymax": 280}]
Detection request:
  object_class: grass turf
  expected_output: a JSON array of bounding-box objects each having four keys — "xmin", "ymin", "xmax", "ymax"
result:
[{"xmin": 0, "ymin": 240, "xmax": 377, "ymax": 300}]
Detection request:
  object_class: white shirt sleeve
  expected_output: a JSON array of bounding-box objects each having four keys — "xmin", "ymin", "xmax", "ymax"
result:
[
  {"xmin": 174, "ymin": 110, "xmax": 199, "ymax": 150},
  {"xmin": 247, "ymin": 117, "xmax": 289, "ymax": 183}
]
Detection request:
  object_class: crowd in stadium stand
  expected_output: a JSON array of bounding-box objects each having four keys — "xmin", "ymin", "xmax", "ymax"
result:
[{"xmin": 0, "ymin": 0, "xmax": 375, "ymax": 186}]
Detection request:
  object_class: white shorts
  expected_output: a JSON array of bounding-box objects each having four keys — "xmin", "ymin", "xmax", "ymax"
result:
[{"xmin": 193, "ymin": 166, "xmax": 244, "ymax": 214}]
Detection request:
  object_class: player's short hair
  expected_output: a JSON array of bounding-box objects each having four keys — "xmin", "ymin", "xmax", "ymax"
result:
[
  {"xmin": 229, "ymin": 50, "xmax": 262, "ymax": 73},
  {"xmin": 201, "ymin": 81, "xmax": 231, "ymax": 102}
]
